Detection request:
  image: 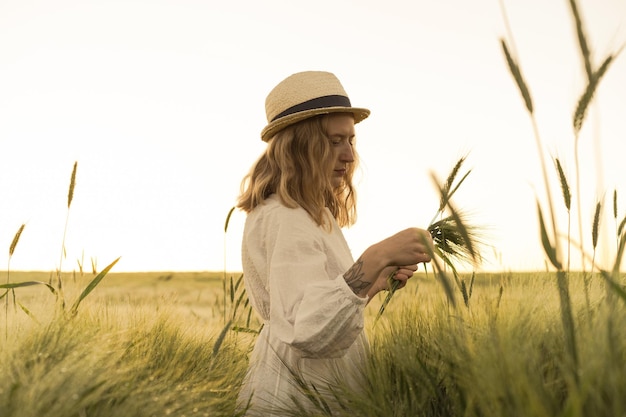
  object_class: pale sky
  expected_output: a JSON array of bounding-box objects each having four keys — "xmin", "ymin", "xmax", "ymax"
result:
[{"xmin": 1, "ymin": 0, "xmax": 625, "ymax": 273}]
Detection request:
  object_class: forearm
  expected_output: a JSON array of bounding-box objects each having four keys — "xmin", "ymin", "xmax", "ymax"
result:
[{"xmin": 343, "ymin": 246, "xmax": 386, "ymax": 298}]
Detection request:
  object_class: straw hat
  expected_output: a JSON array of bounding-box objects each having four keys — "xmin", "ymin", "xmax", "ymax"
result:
[{"xmin": 261, "ymin": 71, "xmax": 370, "ymax": 142}]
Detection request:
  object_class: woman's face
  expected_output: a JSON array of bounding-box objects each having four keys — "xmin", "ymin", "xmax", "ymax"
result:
[{"xmin": 325, "ymin": 113, "xmax": 356, "ymax": 189}]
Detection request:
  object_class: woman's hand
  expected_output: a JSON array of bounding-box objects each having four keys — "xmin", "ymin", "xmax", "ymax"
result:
[
  {"xmin": 387, "ymin": 264, "xmax": 419, "ymax": 289},
  {"xmin": 367, "ymin": 264, "xmax": 418, "ymax": 297},
  {"xmin": 345, "ymin": 227, "xmax": 433, "ymax": 299},
  {"xmin": 377, "ymin": 228, "xmax": 433, "ymax": 266}
]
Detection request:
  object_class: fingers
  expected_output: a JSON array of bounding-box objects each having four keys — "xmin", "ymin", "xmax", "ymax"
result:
[
  {"xmin": 416, "ymin": 229, "xmax": 434, "ymax": 261},
  {"xmin": 393, "ymin": 280, "xmax": 407, "ymax": 290},
  {"xmin": 409, "ymin": 228, "xmax": 434, "ymax": 264},
  {"xmin": 387, "ymin": 263, "xmax": 421, "ymax": 292},
  {"xmin": 389, "ymin": 275, "xmax": 407, "ymax": 290},
  {"xmin": 378, "ymin": 227, "xmax": 435, "ymax": 268},
  {"xmin": 392, "ymin": 265, "xmax": 417, "ymax": 282},
  {"xmin": 417, "ymin": 252, "xmax": 432, "ymax": 263}
]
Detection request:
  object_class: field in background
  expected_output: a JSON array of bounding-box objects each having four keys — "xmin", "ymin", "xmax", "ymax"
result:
[
  {"xmin": 3, "ymin": 268, "xmax": 561, "ymax": 323},
  {"xmin": 2, "ymin": 269, "xmax": 624, "ymax": 416},
  {"xmin": 4, "ymin": 270, "xmax": 237, "ymax": 325}
]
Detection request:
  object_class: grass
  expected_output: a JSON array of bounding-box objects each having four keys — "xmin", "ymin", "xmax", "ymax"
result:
[
  {"xmin": 281, "ymin": 271, "xmax": 625, "ymax": 417},
  {"xmin": 0, "ymin": 271, "xmax": 255, "ymax": 417},
  {"xmin": 499, "ymin": 0, "xmax": 624, "ymax": 387},
  {"xmin": 3, "ymin": 270, "xmax": 625, "ymax": 417},
  {"xmin": 1, "ymin": 1, "xmax": 625, "ymax": 416}
]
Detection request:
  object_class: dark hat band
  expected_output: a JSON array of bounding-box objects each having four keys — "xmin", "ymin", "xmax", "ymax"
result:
[{"xmin": 271, "ymin": 95, "xmax": 352, "ymax": 122}]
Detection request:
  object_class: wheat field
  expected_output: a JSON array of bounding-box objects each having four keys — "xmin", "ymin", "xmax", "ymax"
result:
[
  {"xmin": 2, "ymin": 1, "xmax": 625, "ymax": 415},
  {"xmin": 2, "ymin": 270, "xmax": 624, "ymax": 416}
]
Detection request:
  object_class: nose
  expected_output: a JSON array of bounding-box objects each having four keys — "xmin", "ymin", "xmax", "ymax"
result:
[{"xmin": 339, "ymin": 142, "xmax": 354, "ymax": 163}]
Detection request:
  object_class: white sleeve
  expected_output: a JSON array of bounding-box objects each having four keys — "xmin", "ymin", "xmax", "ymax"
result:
[{"xmin": 266, "ymin": 208, "xmax": 367, "ymax": 358}]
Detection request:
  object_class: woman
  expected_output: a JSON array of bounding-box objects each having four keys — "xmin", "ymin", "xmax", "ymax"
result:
[{"xmin": 236, "ymin": 71, "xmax": 433, "ymax": 416}]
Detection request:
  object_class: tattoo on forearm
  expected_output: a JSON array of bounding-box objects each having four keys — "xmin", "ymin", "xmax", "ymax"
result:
[{"xmin": 344, "ymin": 258, "xmax": 371, "ymax": 295}]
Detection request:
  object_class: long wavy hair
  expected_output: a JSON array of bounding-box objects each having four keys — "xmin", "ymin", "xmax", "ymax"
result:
[{"xmin": 237, "ymin": 114, "xmax": 358, "ymax": 229}]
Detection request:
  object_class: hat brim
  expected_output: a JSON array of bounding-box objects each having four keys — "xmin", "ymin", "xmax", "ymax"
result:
[{"xmin": 261, "ymin": 107, "xmax": 370, "ymax": 142}]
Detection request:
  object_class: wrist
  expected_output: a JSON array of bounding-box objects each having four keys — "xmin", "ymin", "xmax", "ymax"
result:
[{"xmin": 361, "ymin": 244, "xmax": 387, "ymax": 274}]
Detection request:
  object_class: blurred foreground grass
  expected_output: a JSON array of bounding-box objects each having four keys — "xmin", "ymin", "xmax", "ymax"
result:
[
  {"xmin": 0, "ymin": 270, "xmax": 253, "ymax": 417},
  {"xmin": 2, "ymin": 270, "xmax": 624, "ymax": 417}
]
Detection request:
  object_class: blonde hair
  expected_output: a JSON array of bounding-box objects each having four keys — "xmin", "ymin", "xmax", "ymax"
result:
[{"xmin": 237, "ymin": 115, "xmax": 358, "ymax": 229}]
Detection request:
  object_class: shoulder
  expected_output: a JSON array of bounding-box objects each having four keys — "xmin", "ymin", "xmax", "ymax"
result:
[
  {"xmin": 246, "ymin": 195, "xmax": 322, "ymax": 237},
  {"xmin": 251, "ymin": 194, "xmax": 310, "ymax": 222}
]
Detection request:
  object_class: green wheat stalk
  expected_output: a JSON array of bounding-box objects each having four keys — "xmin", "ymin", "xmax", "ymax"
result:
[
  {"xmin": 7, "ymin": 224, "xmax": 25, "ymax": 296},
  {"xmin": 569, "ymin": 0, "xmax": 622, "ymax": 273},
  {"xmin": 68, "ymin": 256, "xmax": 120, "ymax": 317},
  {"xmin": 223, "ymin": 209, "xmax": 258, "ymax": 335},
  {"xmin": 555, "ymin": 157, "xmax": 572, "ymax": 272},
  {"xmin": 573, "ymin": 56, "xmax": 613, "ymax": 134},
  {"xmin": 613, "ymin": 189, "xmax": 621, "ymax": 250},
  {"xmin": 500, "ymin": 0, "xmax": 586, "ymax": 375},
  {"xmin": 2, "ymin": 162, "xmax": 118, "ymax": 321},
  {"xmin": 56, "ymin": 161, "xmax": 78, "ymax": 309},
  {"xmin": 4, "ymin": 223, "xmax": 25, "ymax": 338},
  {"xmin": 598, "ymin": 231, "xmax": 626, "ymax": 304},
  {"xmin": 619, "ymin": 216, "xmax": 626, "ymax": 237},
  {"xmin": 569, "ymin": 0, "xmax": 593, "ymax": 82},
  {"xmin": 501, "ymin": 34, "xmax": 562, "ymax": 269},
  {"xmin": 591, "ymin": 200, "xmax": 602, "ymax": 267},
  {"xmin": 223, "ymin": 206, "xmax": 236, "ymax": 324},
  {"xmin": 584, "ymin": 200, "xmax": 602, "ymax": 310},
  {"xmin": 376, "ymin": 157, "xmax": 484, "ymax": 321},
  {"xmin": 2, "ymin": 225, "xmax": 58, "ymax": 316},
  {"xmin": 571, "ymin": 56, "xmax": 614, "ymax": 266}
]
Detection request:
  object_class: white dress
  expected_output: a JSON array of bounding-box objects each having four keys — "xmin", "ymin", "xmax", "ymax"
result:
[{"xmin": 237, "ymin": 194, "xmax": 370, "ymax": 416}]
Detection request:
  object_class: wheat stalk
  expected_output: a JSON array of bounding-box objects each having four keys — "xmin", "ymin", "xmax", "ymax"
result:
[
  {"xmin": 555, "ymin": 158, "xmax": 572, "ymax": 272},
  {"xmin": 500, "ymin": 22, "xmax": 562, "ymax": 268},
  {"xmin": 9, "ymin": 224, "xmax": 25, "ymax": 259},
  {"xmin": 583, "ymin": 200, "xmax": 602, "ymax": 310},
  {"xmin": 569, "ymin": 0, "xmax": 622, "ymax": 274},
  {"xmin": 2, "ymin": 162, "xmax": 118, "ymax": 322},
  {"xmin": 500, "ymin": 0, "xmax": 624, "ymax": 374},
  {"xmin": 375, "ymin": 157, "xmax": 485, "ymax": 321},
  {"xmin": 555, "ymin": 158, "xmax": 571, "ymax": 212},
  {"xmin": 68, "ymin": 161, "xmax": 77, "ymax": 208},
  {"xmin": 68, "ymin": 257, "xmax": 120, "ymax": 317},
  {"xmin": 613, "ymin": 190, "xmax": 619, "ymax": 247},
  {"xmin": 500, "ymin": 39, "xmax": 534, "ymax": 114},
  {"xmin": 592, "ymin": 201, "xmax": 602, "ymax": 252},
  {"xmin": 573, "ymin": 55, "xmax": 614, "ymax": 134},
  {"xmin": 619, "ymin": 216, "xmax": 626, "ymax": 237},
  {"xmin": 223, "ymin": 206, "xmax": 236, "ymax": 324},
  {"xmin": 56, "ymin": 162, "xmax": 78, "ymax": 309},
  {"xmin": 5, "ymin": 223, "xmax": 26, "ymax": 338},
  {"xmin": 569, "ymin": 0, "xmax": 593, "ymax": 81},
  {"xmin": 6, "ymin": 224, "xmax": 25, "ymax": 295}
]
